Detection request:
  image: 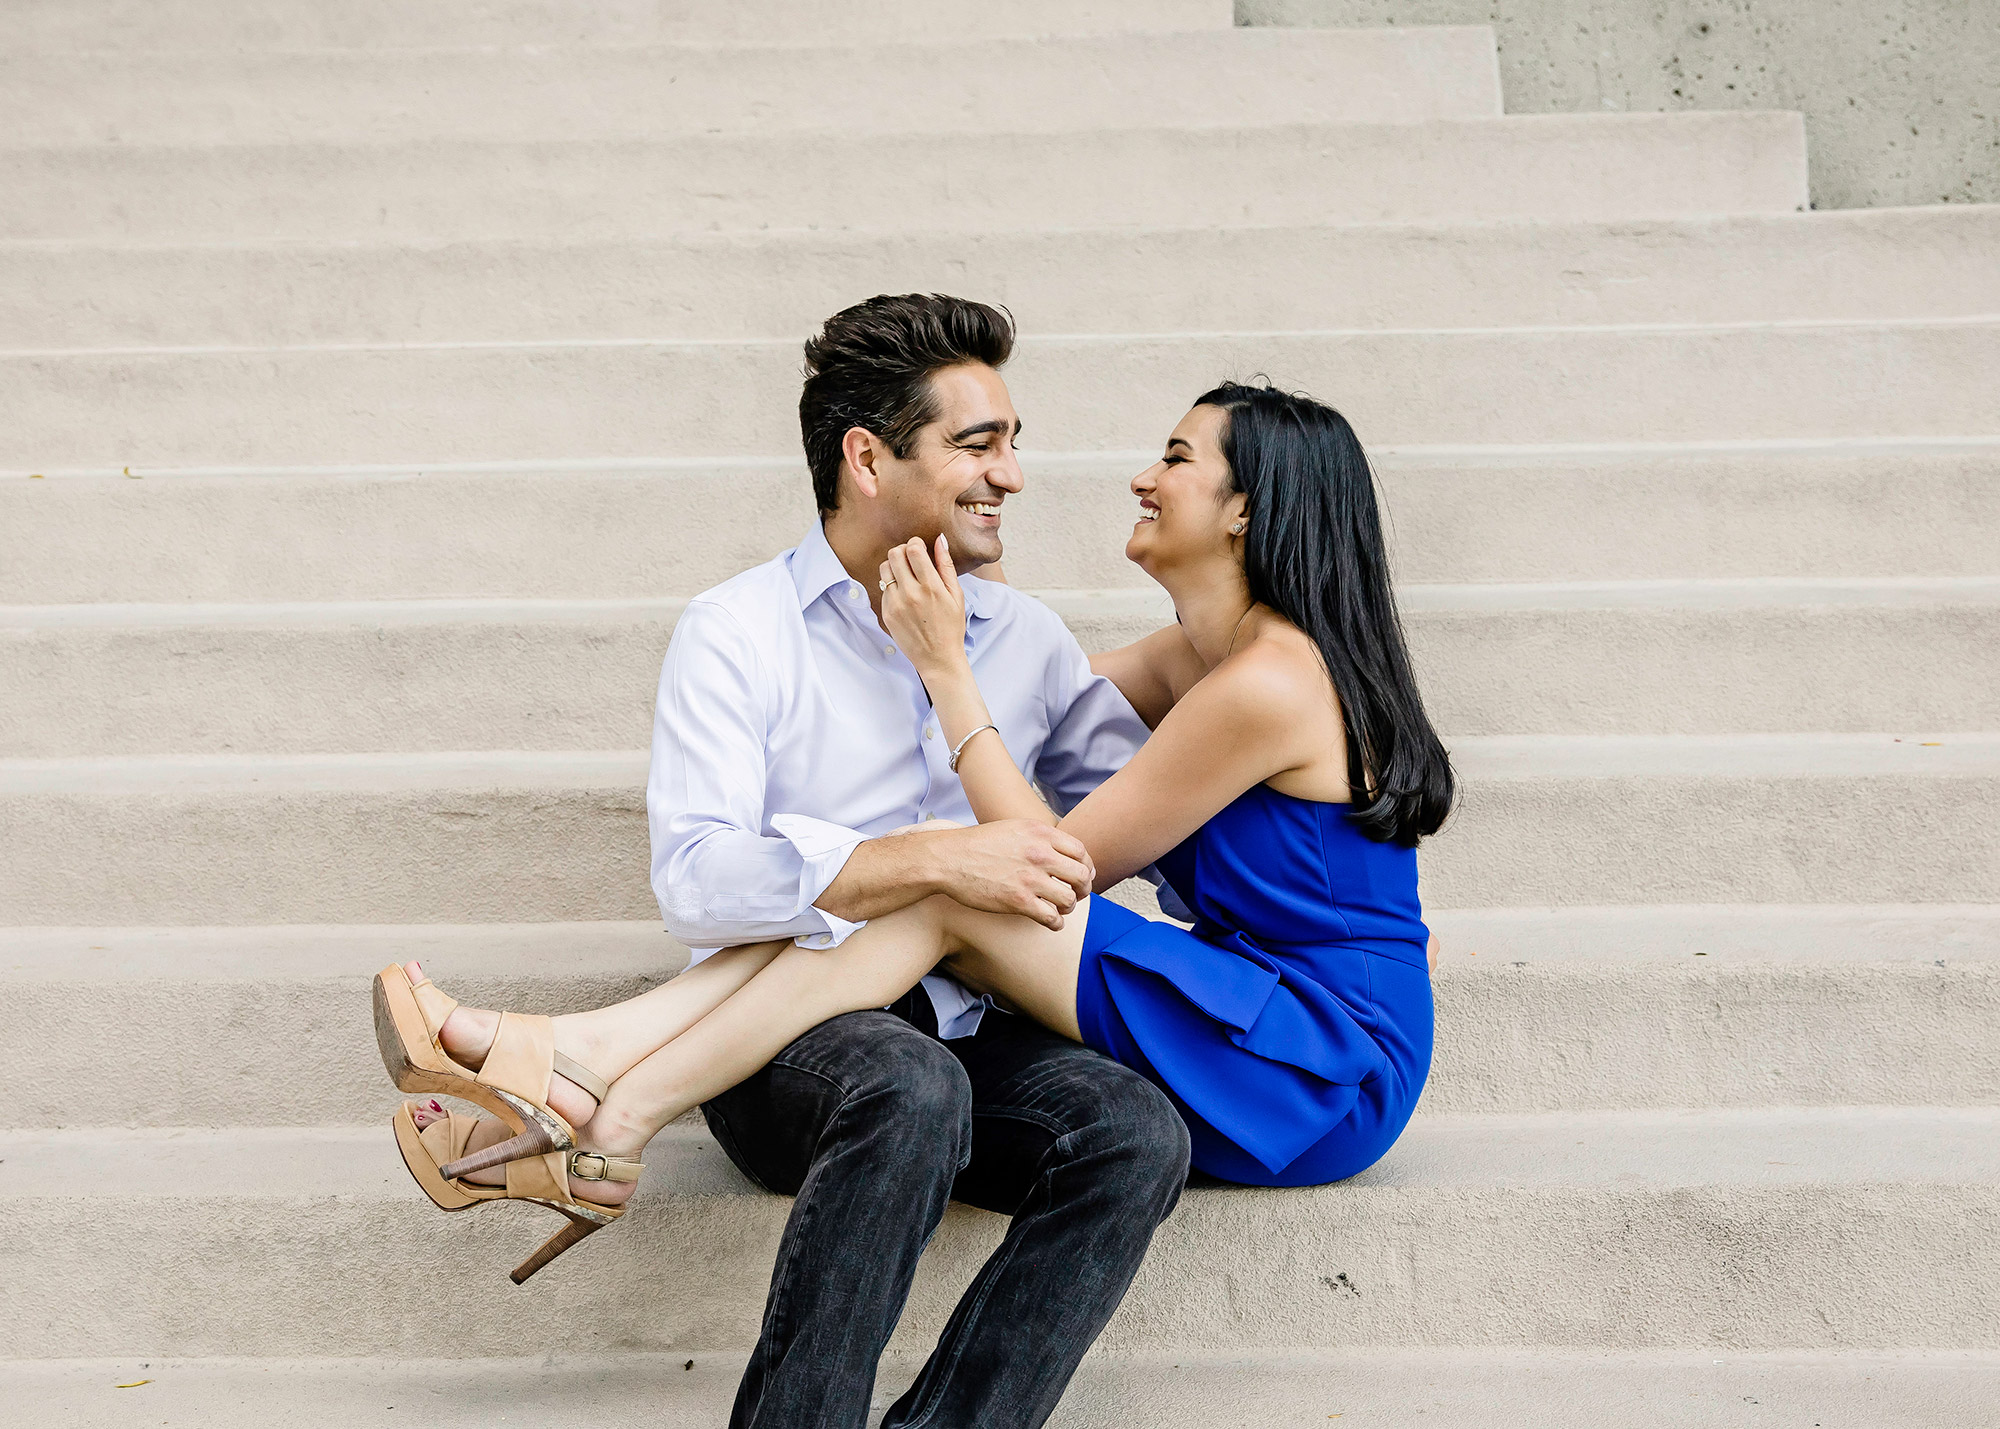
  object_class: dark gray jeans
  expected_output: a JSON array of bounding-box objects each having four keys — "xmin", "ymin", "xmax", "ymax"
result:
[{"xmin": 701, "ymin": 989, "xmax": 1191, "ymax": 1429}]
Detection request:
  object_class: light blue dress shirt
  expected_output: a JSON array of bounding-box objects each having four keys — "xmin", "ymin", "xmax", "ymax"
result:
[{"xmin": 647, "ymin": 520, "xmax": 1152, "ymax": 1037}]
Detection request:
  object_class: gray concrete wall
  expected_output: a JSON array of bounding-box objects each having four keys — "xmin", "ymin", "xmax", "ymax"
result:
[{"xmin": 1240, "ymin": 0, "xmax": 2000, "ymax": 208}]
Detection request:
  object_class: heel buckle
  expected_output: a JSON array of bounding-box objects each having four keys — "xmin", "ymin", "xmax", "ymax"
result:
[{"xmin": 569, "ymin": 1152, "xmax": 612, "ymax": 1181}]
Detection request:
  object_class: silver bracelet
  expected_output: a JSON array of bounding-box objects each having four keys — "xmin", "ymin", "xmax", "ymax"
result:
[{"xmin": 948, "ymin": 723, "xmax": 999, "ymax": 773}]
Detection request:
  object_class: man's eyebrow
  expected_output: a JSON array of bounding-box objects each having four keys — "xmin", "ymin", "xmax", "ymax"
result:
[{"xmin": 947, "ymin": 418, "xmax": 1022, "ymax": 442}]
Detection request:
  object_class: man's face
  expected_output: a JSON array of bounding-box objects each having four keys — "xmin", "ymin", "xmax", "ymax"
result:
[{"xmin": 869, "ymin": 363, "xmax": 1024, "ymax": 569}]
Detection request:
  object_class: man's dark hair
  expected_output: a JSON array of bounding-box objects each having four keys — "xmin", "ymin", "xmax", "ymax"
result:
[{"xmin": 800, "ymin": 294, "xmax": 1015, "ymax": 513}]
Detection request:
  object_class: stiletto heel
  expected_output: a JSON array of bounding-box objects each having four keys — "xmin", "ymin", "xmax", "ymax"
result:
[
  {"xmin": 392, "ymin": 1101, "xmax": 643, "ymax": 1281},
  {"xmin": 438, "ymin": 1123, "xmax": 557, "ymax": 1182},
  {"xmin": 511, "ymin": 1213, "xmax": 607, "ymax": 1285}
]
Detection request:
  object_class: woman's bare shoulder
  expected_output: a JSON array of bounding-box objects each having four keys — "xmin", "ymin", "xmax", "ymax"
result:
[{"xmin": 1214, "ymin": 622, "xmax": 1334, "ymax": 709}]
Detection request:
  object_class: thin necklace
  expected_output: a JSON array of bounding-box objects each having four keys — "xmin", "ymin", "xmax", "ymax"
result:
[{"xmin": 1223, "ymin": 601, "xmax": 1256, "ymax": 659}]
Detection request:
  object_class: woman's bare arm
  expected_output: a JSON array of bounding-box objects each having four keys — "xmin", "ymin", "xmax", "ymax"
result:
[
  {"xmin": 882, "ymin": 537, "xmax": 1320, "ymax": 889},
  {"xmin": 882, "ymin": 538, "xmax": 1062, "ymax": 829},
  {"xmin": 1060, "ymin": 648, "xmax": 1316, "ymax": 888},
  {"xmin": 1087, "ymin": 624, "xmax": 1207, "ymax": 730}
]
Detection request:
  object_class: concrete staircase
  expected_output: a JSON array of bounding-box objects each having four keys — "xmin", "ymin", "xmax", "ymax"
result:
[{"xmin": 3, "ymin": 1, "xmax": 1996, "ymax": 1422}]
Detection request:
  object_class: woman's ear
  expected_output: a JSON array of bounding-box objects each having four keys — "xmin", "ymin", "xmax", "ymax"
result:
[
  {"xmin": 842, "ymin": 426, "xmax": 884, "ymax": 501},
  {"xmin": 1223, "ymin": 491, "xmax": 1250, "ymax": 538}
]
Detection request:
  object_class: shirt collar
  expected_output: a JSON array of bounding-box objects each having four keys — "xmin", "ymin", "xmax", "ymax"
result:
[
  {"xmin": 788, "ymin": 519, "xmax": 854, "ymax": 611},
  {"xmin": 789, "ymin": 519, "xmax": 998, "ymax": 624}
]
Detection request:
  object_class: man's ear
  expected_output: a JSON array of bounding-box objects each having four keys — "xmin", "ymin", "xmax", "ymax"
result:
[{"xmin": 841, "ymin": 427, "xmax": 885, "ymax": 501}]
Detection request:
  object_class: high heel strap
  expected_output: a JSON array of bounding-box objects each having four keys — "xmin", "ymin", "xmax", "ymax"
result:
[
  {"xmin": 393, "ymin": 1102, "xmax": 505, "ymax": 1213},
  {"xmin": 567, "ymin": 1150, "xmax": 643, "ymax": 1184},
  {"xmin": 405, "ymin": 970, "xmax": 611, "ymax": 1105},
  {"xmin": 416, "ymin": 1106, "xmax": 482, "ymax": 1165},
  {"xmin": 551, "ymin": 1050, "xmax": 609, "ymax": 1105},
  {"xmin": 503, "ymin": 1143, "xmax": 576, "ymax": 1206},
  {"xmin": 408, "ymin": 974, "xmax": 459, "ymax": 1043},
  {"xmin": 497, "ymin": 1147, "xmax": 642, "ymax": 1202},
  {"xmin": 476, "ymin": 1012, "xmax": 562, "ymax": 1108},
  {"xmin": 476, "ymin": 1011, "xmax": 614, "ymax": 1116}
]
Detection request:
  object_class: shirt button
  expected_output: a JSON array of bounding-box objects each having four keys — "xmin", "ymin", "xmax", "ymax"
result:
[
  {"xmin": 846, "ymin": 585, "xmax": 861, "ymax": 601},
  {"xmin": 883, "ymin": 644, "xmax": 895, "ymax": 656},
  {"xmin": 924, "ymin": 727, "xmax": 935, "ymax": 740}
]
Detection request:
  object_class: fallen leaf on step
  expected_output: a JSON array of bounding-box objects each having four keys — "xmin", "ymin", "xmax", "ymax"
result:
[
  {"xmin": 28, "ymin": 473, "xmax": 43, "ymax": 479},
  {"xmin": 114, "ymin": 1380, "xmax": 151, "ymax": 1389},
  {"xmin": 1921, "ymin": 742, "xmax": 1941, "ymax": 746}
]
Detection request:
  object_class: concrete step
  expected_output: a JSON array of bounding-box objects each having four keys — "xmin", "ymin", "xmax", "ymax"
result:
[
  {"xmin": 12, "ymin": 207, "xmax": 1997, "ymax": 350},
  {"xmin": 2, "ymin": 737, "xmax": 1994, "ymax": 924},
  {"xmin": 10, "ymin": 1349, "xmax": 2000, "ymax": 1429},
  {"xmin": 1400, "ymin": 578, "xmax": 2000, "ymax": 736},
  {"xmin": 0, "ymin": 0, "xmax": 1234, "ymax": 51},
  {"xmin": 0, "ymin": 29, "xmax": 1503, "ymax": 145},
  {"xmin": 5, "ymin": 580, "xmax": 1996, "ymax": 757},
  {"xmin": 7, "ymin": 445, "xmax": 1994, "ymax": 604},
  {"xmin": 12, "ymin": 317, "xmax": 1991, "ymax": 472},
  {"xmin": 3, "ymin": 1109, "xmax": 1995, "ymax": 1357},
  {"xmin": 0, "ymin": 113, "xmax": 1810, "ymax": 244},
  {"xmin": 7, "ymin": 908, "xmax": 1995, "ymax": 1129}
]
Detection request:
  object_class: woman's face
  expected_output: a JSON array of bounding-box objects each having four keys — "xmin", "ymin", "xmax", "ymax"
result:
[{"xmin": 1126, "ymin": 404, "xmax": 1248, "ymax": 576}]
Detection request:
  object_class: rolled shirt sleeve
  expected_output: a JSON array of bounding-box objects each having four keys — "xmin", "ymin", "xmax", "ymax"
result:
[{"xmin": 648, "ymin": 601, "xmax": 869, "ymax": 951}]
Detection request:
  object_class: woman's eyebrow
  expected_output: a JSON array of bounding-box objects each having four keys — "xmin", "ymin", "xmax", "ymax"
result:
[{"xmin": 1166, "ymin": 437, "xmax": 1192, "ymax": 453}]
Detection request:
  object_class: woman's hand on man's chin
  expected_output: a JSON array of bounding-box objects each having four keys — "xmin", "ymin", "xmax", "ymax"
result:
[{"xmin": 881, "ymin": 534, "xmax": 971, "ymax": 678}]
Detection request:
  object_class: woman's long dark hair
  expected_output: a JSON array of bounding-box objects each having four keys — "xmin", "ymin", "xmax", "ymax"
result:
[{"xmin": 1197, "ymin": 381, "xmax": 1454, "ymax": 846}]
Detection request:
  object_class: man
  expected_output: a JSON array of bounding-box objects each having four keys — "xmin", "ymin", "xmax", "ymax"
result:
[{"xmin": 648, "ymin": 293, "xmax": 1190, "ymax": 1428}]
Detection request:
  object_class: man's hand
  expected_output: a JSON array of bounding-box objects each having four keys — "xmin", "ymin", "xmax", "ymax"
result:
[
  {"xmin": 930, "ymin": 819, "xmax": 1096, "ymax": 930},
  {"xmin": 816, "ymin": 817, "xmax": 1097, "ymax": 933}
]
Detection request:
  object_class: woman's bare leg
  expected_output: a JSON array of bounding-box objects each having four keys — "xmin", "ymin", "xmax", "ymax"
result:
[
  {"xmin": 402, "ymin": 940, "xmax": 789, "ymax": 1199},
  {"xmin": 578, "ymin": 897, "xmax": 960, "ymax": 1153},
  {"xmin": 931, "ymin": 897, "xmax": 1091, "ymax": 1042},
  {"xmin": 409, "ymin": 825, "xmax": 962, "ymax": 1105},
  {"xmin": 579, "ymin": 894, "xmax": 1094, "ymax": 1159},
  {"xmin": 423, "ymin": 901, "xmax": 956, "ymax": 1200},
  {"xmin": 421, "ymin": 891, "xmax": 1098, "ymax": 1202},
  {"xmin": 409, "ymin": 939, "xmax": 787, "ymax": 1113}
]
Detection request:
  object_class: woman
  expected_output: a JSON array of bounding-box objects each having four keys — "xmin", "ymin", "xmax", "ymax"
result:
[{"xmin": 375, "ymin": 382, "xmax": 1455, "ymax": 1282}]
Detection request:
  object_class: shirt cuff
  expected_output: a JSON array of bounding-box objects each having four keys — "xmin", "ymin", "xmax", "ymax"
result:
[{"xmin": 771, "ymin": 813, "xmax": 870, "ymax": 949}]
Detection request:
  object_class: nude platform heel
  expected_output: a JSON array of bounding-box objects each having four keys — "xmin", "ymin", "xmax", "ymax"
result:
[
  {"xmin": 392, "ymin": 1101, "xmax": 643, "ymax": 1283},
  {"xmin": 372, "ymin": 963, "xmax": 612, "ymax": 1178}
]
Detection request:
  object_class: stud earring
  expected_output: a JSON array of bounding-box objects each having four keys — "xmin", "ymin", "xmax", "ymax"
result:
[{"xmin": 1230, "ymin": 522, "xmax": 1244, "ymax": 534}]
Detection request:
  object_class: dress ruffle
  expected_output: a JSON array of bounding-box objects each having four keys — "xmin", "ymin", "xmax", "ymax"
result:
[
  {"xmin": 1072, "ymin": 783, "xmax": 1431, "ymax": 1188},
  {"xmin": 1090, "ymin": 915, "xmax": 1389, "ymax": 1175}
]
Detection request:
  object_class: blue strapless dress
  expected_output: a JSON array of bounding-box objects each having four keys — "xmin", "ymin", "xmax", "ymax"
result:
[{"xmin": 1074, "ymin": 783, "xmax": 1433, "ymax": 1187}]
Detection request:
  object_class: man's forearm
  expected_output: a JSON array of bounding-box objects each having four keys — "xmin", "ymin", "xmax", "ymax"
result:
[
  {"xmin": 813, "ymin": 830, "xmax": 945, "ymax": 925},
  {"xmin": 814, "ymin": 820, "xmax": 1096, "ymax": 933}
]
